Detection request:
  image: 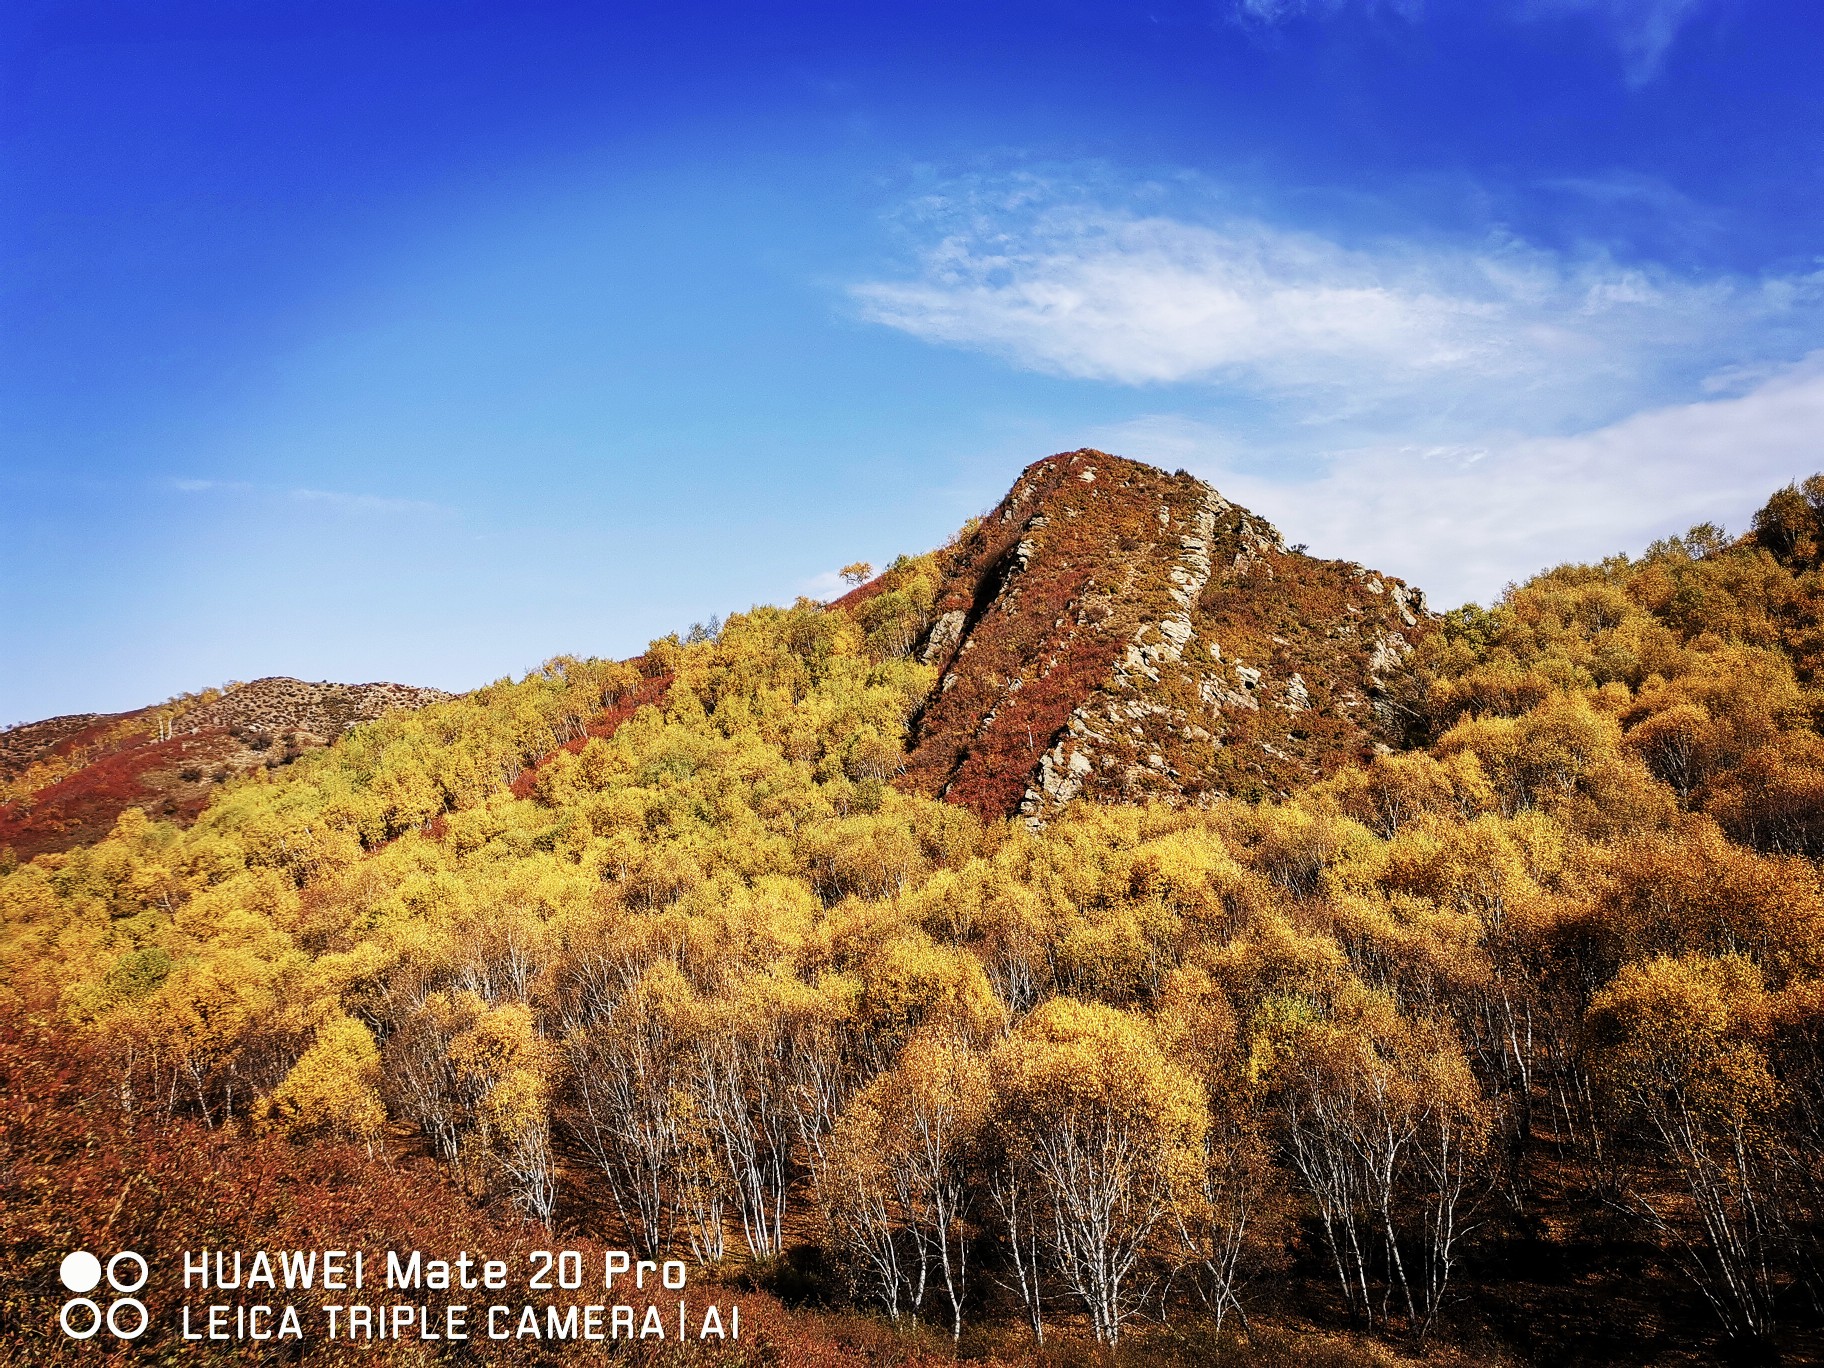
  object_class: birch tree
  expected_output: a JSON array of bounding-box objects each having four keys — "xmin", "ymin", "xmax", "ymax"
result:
[{"xmin": 989, "ymin": 998, "xmax": 1206, "ymax": 1343}]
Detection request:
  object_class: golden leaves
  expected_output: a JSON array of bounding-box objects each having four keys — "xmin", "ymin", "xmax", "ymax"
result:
[{"xmin": 261, "ymin": 1014, "xmax": 386, "ymax": 1147}]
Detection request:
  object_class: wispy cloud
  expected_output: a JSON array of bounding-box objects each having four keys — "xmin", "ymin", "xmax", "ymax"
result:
[
  {"xmin": 1223, "ymin": 0, "xmax": 1713, "ymax": 85},
  {"xmin": 800, "ymin": 568, "xmax": 853, "ymax": 600},
  {"xmin": 1228, "ymin": 0, "xmax": 1422, "ymax": 22},
  {"xmin": 170, "ymin": 477, "xmax": 450, "ymax": 517},
  {"xmin": 857, "ymin": 208, "xmax": 1512, "ymax": 389},
  {"xmin": 1521, "ymin": 0, "xmax": 1710, "ymax": 86},
  {"xmin": 858, "ymin": 174, "xmax": 1824, "ymax": 606},
  {"xmin": 287, "ymin": 487, "xmax": 450, "ymax": 517},
  {"xmin": 1097, "ymin": 353, "xmax": 1824, "ymax": 608},
  {"xmin": 852, "ymin": 182, "xmax": 1817, "ymax": 435}
]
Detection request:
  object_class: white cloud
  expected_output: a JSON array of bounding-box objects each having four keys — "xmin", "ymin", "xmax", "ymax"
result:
[
  {"xmin": 852, "ymin": 193, "xmax": 1811, "ymax": 435},
  {"xmin": 1098, "ymin": 353, "xmax": 1824, "ymax": 608},
  {"xmin": 800, "ymin": 568, "xmax": 852, "ymax": 601},
  {"xmin": 858, "ymin": 213, "xmax": 1502, "ymax": 388},
  {"xmin": 1229, "ymin": 0, "xmax": 1422, "ymax": 20},
  {"xmin": 860, "ymin": 178, "xmax": 1824, "ymax": 608}
]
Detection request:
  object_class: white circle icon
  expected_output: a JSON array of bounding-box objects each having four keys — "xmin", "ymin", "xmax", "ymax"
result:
[
  {"xmin": 108, "ymin": 1299, "xmax": 149, "ymax": 1338},
  {"xmin": 59, "ymin": 1251, "xmax": 102, "ymax": 1294},
  {"xmin": 107, "ymin": 1251, "xmax": 148, "ymax": 1293},
  {"xmin": 60, "ymin": 1298, "xmax": 103, "ymax": 1339}
]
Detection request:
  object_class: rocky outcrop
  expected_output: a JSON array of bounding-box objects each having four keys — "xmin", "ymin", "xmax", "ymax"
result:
[
  {"xmin": 179, "ymin": 677, "xmax": 453, "ymax": 741},
  {"xmin": 896, "ymin": 450, "xmax": 1432, "ymax": 823}
]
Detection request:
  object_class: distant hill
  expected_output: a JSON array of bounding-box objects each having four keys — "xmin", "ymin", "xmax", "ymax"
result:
[{"xmin": 0, "ymin": 677, "xmax": 451, "ymax": 859}]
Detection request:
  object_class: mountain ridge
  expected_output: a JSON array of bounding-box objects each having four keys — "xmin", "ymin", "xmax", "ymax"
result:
[{"xmin": 3, "ymin": 452, "xmax": 1425, "ymax": 852}]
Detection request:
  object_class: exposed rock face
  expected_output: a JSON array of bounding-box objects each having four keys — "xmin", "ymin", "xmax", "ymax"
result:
[
  {"xmin": 920, "ymin": 610, "xmax": 968, "ymax": 666},
  {"xmin": 897, "ymin": 450, "xmax": 1432, "ymax": 823}
]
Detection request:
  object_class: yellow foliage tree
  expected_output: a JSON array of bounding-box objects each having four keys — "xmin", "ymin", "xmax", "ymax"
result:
[{"xmin": 261, "ymin": 1014, "xmax": 387, "ymax": 1154}]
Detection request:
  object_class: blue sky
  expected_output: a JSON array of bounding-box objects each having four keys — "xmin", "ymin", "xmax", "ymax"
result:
[{"xmin": 3, "ymin": 0, "xmax": 1822, "ymax": 722}]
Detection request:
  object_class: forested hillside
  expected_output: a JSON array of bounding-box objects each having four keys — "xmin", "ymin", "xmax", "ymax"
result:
[{"xmin": 5, "ymin": 457, "xmax": 1824, "ymax": 1365}]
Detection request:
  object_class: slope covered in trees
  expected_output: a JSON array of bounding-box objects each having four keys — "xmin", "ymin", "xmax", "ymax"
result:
[{"xmin": 5, "ymin": 459, "xmax": 1824, "ymax": 1364}]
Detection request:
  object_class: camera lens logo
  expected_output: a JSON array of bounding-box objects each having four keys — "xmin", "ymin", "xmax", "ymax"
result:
[{"xmin": 59, "ymin": 1250, "xmax": 148, "ymax": 1340}]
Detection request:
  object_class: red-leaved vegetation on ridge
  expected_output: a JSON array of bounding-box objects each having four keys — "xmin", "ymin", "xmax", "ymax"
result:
[{"xmin": 900, "ymin": 451, "xmax": 1428, "ymax": 822}]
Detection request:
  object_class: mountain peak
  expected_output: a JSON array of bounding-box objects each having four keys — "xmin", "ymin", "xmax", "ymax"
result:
[{"xmin": 899, "ymin": 449, "xmax": 1430, "ymax": 821}]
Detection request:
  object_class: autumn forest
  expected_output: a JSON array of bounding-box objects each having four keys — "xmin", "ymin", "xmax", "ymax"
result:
[{"xmin": 7, "ymin": 454, "xmax": 1824, "ymax": 1366}]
